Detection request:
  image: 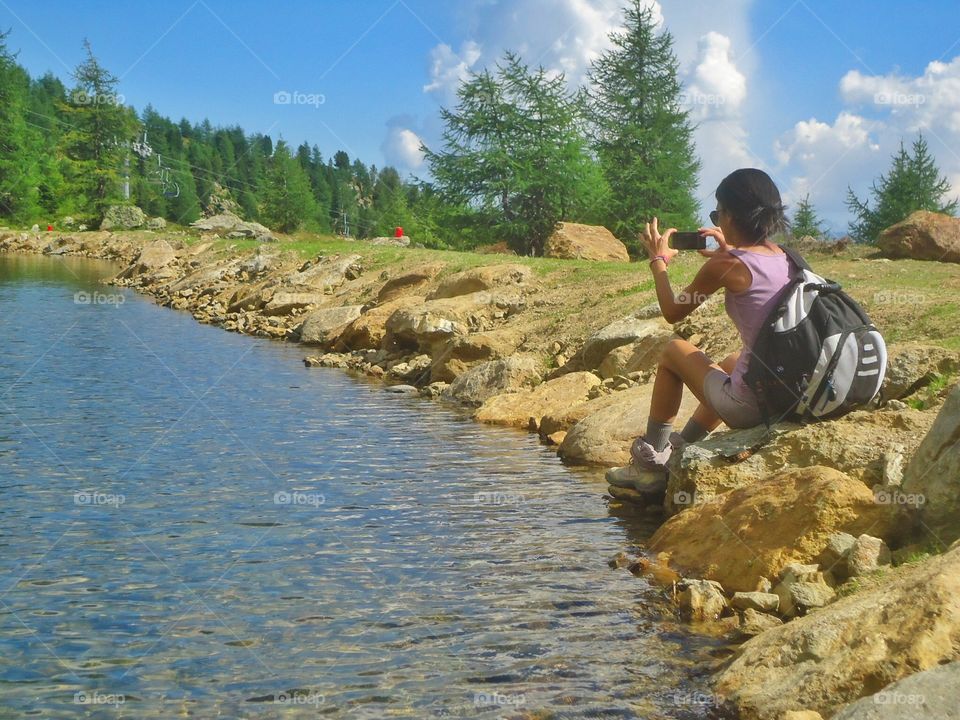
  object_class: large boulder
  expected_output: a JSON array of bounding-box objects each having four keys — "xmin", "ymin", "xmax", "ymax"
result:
[
  {"xmin": 429, "ymin": 329, "xmax": 524, "ymax": 383},
  {"xmin": 441, "ymin": 356, "xmax": 543, "ymax": 407},
  {"xmin": 283, "ymin": 254, "xmax": 362, "ymax": 292},
  {"xmin": 664, "ymin": 406, "xmax": 937, "ymax": 516},
  {"xmin": 902, "ymin": 383, "xmax": 960, "ymax": 544},
  {"xmin": 881, "ymin": 342, "xmax": 960, "ymax": 401},
  {"xmin": 557, "ymin": 382, "xmax": 700, "ymax": 466},
  {"xmin": 100, "ymin": 204, "xmax": 146, "ymax": 230},
  {"xmin": 570, "ymin": 317, "xmax": 676, "ymax": 372},
  {"xmin": 261, "ymin": 291, "xmax": 326, "ymax": 316},
  {"xmin": 544, "ymin": 222, "xmax": 630, "ymax": 262},
  {"xmin": 714, "ymin": 544, "xmax": 960, "ymax": 720},
  {"xmin": 474, "ymin": 371, "xmax": 602, "ymax": 429},
  {"xmin": 377, "ymin": 264, "xmax": 444, "ymax": 304},
  {"xmin": 383, "ymin": 290, "xmax": 524, "ymax": 354},
  {"xmin": 294, "ymin": 305, "xmax": 363, "ymax": 345},
  {"xmin": 877, "ymin": 210, "xmax": 960, "ymax": 262},
  {"xmin": 832, "ymin": 661, "xmax": 960, "ymax": 720},
  {"xmin": 116, "ymin": 239, "xmax": 178, "ymax": 279},
  {"xmin": 427, "ymin": 264, "xmax": 532, "ymax": 300},
  {"xmin": 596, "ymin": 327, "xmax": 679, "ymax": 379},
  {"xmin": 649, "ymin": 466, "xmax": 899, "ymax": 593},
  {"xmin": 334, "ymin": 296, "xmax": 425, "ymax": 352},
  {"xmin": 191, "ymin": 212, "xmax": 275, "ymax": 242}
]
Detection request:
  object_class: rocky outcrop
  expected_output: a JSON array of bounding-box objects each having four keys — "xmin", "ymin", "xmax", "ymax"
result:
[
  {"xmin": 191, "ymin": 212, "xmax": 275, "ymax": 242},
  {"xmin": 881, "ymin": 341, "xmax": 960, "ymax": 400},
  {"xmin": 115, "ymin": 239, "xmax": 179, "ymax": 279},
  {"xmin": 663, "ymin": 406, "xmax": 936, "ymax": 516},
  {"xmin": 441, "ymin": 356, "xmax": 543, "ymax": 407},
  {"xmin": 100, "ymin": 205, "xmax": 146, "ymax": 230},
  {"xmin": 383, "ymin": 290, "xmax": 524, "ymax": 355},
  {"xmin": 877, "ymin": 210, "xmax": 960, "ymax": 263},
  {"xmin": 565, "ymin": 316, "xmax": 677, "ymax": 373},
  {"xmin": 902, "ymin": 383, "xmax": 960, "ymax": 545},
  {"xmin": 334, "ymin": 296, "xmax": 425, "ymax": 352},
  {"xmin": 427, "ymin": 264, "xmax": 532, "ymax": 300},
  {"xmin": 474, "ymin": 371, "xmax": 602, "ymax": 429},
  {"xmin": 377, "ymin": 264, "xmax": 444, "ymax": 303},
  {"xmin": 832, "ymin": 661, "xmax": 960, "ymax": 720},
  {"xmin": 557, "ymin": 382, "xmax": 700, "ymax": 466},
  {"xmin": 714, "ymin": 543, "xmax": 960, "ymax": 720},
  {"xmin": 294, "ymin": 305, "xmax": 364, "ymax": 345},
  {"xmin": 544, "ymin": 222, "xmax": 630, "ymax": 262},
  {"xmin": 649, "ymin": 466, "xmax": 899, "ymax": 593},
  {"xmin": 429, "ymin": 329, "xmax": 524, "ymax": 383}
]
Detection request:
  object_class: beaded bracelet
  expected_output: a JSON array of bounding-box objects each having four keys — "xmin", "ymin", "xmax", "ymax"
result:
[{"xmin": 649, "ymin": 254, "xmax": 668, "ymax": 267}]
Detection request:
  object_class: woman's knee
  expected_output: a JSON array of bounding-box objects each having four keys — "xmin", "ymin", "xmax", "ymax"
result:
[{"xmin": 660, "ymin": 338, "xmax": 689, "ymax": 365}]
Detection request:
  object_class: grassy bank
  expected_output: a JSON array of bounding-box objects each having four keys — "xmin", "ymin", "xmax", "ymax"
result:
[{"xmin": 186, "ymin": 229, "xmax": 960, "ymax": 354}]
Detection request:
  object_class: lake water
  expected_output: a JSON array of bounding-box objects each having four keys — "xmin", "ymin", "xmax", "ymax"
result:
[{"xmin": 0, "ymin": 254, "xmax": 724, "ymax": 718}]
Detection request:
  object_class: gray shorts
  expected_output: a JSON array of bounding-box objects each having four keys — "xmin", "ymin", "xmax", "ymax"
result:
[{"xmin": 703, "ymin": 369, "xmax": 764, "ymax": 429}]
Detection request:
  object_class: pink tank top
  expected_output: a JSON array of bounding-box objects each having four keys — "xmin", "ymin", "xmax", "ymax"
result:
[{"xmin": 724, "ymin": 247, "xmax": 793, "ymax": 402}]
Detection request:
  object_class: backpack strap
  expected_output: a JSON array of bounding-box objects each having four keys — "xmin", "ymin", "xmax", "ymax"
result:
[{"xmin": 777, "ymin": 244, "xmax": 812, "ymax": 275}]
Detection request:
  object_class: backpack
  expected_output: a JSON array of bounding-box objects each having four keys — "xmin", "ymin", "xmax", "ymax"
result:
[{"xmin": 742, "ymin": 244, "xmax": 887, "ymax": 428}]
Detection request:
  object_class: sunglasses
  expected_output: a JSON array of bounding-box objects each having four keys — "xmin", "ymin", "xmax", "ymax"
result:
[{"xmin": 709, "ymin": 209, "xmax": 720, "ymax": 225}]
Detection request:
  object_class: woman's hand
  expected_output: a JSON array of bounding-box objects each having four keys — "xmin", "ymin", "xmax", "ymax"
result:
[
  {"xmin": 697, "ymin": 226, "xmax": 729, "ymax": 258},
  {"xmin": 642, "ymin": 217, "xmax": 678, "ymax": 265}
]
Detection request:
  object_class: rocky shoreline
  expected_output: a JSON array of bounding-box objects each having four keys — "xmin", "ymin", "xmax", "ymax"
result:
[{"xmin": 3, "ymin": 227, "xmax": 959, "ymax": 719}]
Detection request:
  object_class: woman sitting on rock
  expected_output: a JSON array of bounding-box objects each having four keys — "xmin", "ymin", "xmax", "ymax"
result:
[{"xmin": 608, "ymin": 168, "xmax": 792, "ymax": 488}]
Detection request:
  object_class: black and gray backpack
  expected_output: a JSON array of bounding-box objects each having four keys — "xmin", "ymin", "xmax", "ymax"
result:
[{"xmin": 743, "ymin": 245, "xmax": 887, "ymax": 428}]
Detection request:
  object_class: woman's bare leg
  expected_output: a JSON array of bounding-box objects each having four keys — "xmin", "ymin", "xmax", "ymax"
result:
[{"xmin": 648, "ymin": 340, "xmax": 737, "ymax": 425}]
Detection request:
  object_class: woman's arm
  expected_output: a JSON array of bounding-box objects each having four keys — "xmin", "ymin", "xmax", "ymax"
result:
[{"xmin": 643, "ymin": 218, "xmax": 734, "ymax": 324}]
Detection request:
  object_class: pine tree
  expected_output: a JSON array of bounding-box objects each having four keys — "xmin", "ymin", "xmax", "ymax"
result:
[
  {"xmin": 59, "ymin": 40, "xmax": 135, "ymax": 222},
  {"xmin": 0, "ymin": 31, "xmax": 42, "ymax": 222},
  {"xmin": 260, "ymin": 140, "xmax": 317, "ymax": 233},
  {"xmin": 587, "ymin": 0, "xmax": 700, "ymax": 254},
  {"xmin": 791, "ymin": 194, "xmax": 822, "ymax": 239},
  {"xmin": 425, "ymin": 51, "xmax": 597, "ymax": 255},
  {"xmin": 846, "ymin": 133, "xmax": 958, "ymax": 243}
]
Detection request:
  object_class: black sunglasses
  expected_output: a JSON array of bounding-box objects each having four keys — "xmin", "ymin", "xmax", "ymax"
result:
[{"xmin": 709, "ymin": 209, "xmax": 720, "ymax": 225}]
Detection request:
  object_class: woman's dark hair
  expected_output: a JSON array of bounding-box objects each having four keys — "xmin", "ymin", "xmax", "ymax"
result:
[{"xmin": 715, "ymin": 168, "xmax": 789, "ymax": 245}]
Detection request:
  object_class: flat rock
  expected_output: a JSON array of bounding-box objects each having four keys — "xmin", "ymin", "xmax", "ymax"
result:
[
  {"xmin": 474, "ymin": 371, "xmax": 602, "ymax": 429},
  {"xmin": 295, "ymin": 305, "xmax": 364, "ymax": 346},
  {"xmin": 649, "ymin": 466, "xmax": 899, "ymax": 593},
  {"xmin": 664, "ymin": 407, "xmax": 937, "ymax": 516},
  {"xmin": 441, "ymin": 356, "xmax": 543, "ymax": 407},
  {"xmin": 427, "ymin": 264, "xmax": 532, "ymax": 300},
  {"xmin": 832, "ymin": 661, "xmax": 960, "ymax": 719},
  {"xmin": 714, "ymin": 544, "xmax": 960, "ymax": 720},
  {"xmin": 881, "ymin": 342, "xmax": 960, "ymax": 401}
]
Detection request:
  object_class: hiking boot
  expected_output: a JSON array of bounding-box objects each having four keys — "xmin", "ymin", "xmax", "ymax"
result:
[
  {"xmin": 630, "ymin": 436, "xmax": 673, "ymax": 472},
  {"xmin": 605, "ymin": 464, "xmax": 668, "ymax": 494}
]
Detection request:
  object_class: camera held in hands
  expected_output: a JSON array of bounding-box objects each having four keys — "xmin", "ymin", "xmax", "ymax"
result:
[{"xmin": 670, "ymin": 231, "xmax": 708, "ymax": 250}]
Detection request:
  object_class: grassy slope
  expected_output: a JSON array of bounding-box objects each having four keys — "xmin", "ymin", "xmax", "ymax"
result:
[{"xmin": 181, "ymin": 229, "xmax": 960, "ymax": 353}]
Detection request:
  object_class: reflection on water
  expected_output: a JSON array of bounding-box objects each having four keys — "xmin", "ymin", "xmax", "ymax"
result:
[{"xmin": 0, "ymin": 254, "xmax": 723, "ymax": 718}]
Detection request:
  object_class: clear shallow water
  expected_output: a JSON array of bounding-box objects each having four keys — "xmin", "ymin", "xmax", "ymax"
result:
[{"xmin": 0, "ymin": 254, "xmax": 723, "ymax": 718}]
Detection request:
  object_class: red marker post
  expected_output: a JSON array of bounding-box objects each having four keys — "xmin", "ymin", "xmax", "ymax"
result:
[{"xmin": 394, "ymin": 226, "xmax": 403, "ymax": 238}]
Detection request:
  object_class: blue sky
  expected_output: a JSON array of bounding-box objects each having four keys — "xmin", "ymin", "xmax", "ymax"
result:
[{"xmin": 4, "ymin": 0, "xmax": 960, "ymax": 233}]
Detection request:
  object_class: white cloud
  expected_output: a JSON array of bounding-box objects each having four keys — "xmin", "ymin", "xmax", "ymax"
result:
[
  {"xmin": 682, "ymin": 31, "xmax": 754, "ymax": 207},
  {"xmin": 427, "ymin": 0, "xmax": 661, "ymax": 98},
  {"xmin": 381, "ymin": 125, "xmax": 426, "ymax": 170},
  {"xmin": 774, "ymin": 57, "xmax": 960, "ymax": 233},
  {"xmin": 423, "ymin": 41, "xmax": 483, "ymax": 103},
  {"xmin": 683, "ymin": 31, "xmax": 746, "ymax": 120}
]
